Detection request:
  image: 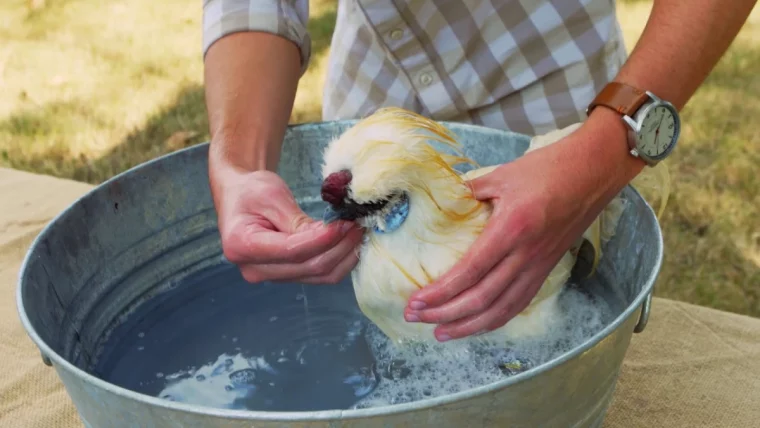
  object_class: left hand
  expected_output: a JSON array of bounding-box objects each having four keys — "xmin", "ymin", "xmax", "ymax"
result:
[{"xmin": 403, "ymin": 115, "xmax": 641, "ymax": 342}]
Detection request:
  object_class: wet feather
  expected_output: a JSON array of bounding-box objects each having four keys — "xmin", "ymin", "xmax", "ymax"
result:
[{"xmin": 320, "ymin": 107, "xmax": 669, "ymax": 346}]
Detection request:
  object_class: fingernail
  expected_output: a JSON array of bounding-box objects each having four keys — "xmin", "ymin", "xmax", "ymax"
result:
[
  {"xmin": 405, "ymin": 313, "xmax": 420, "ymax": 322},
  {"xmin": 340, "ymin": 222, "xmax": 353, "ymax": 233},
  {"xmin": 436, "ymin": 333, "xmax": 451, "ymax": 342},
  {"xmin": 408, "ymin": 300, "xmax": 426, "ymax": 310}
]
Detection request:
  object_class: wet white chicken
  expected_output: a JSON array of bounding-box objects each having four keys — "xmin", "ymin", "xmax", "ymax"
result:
[{"xmin": 319, "ymin": 107, "xmax": 663, "ymax": 346}]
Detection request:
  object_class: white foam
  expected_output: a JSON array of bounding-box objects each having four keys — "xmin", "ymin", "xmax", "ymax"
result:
[
  {"xmin": 155, "ymin": 319, "xmax": 367, "ymax": 410},
  {"xmin": 352, "ymin": 287, "xmax": 612, "ymax": 408},
  {"xmin": 157, "ymin": 353, "xmax": 274, "ymax": 410}
]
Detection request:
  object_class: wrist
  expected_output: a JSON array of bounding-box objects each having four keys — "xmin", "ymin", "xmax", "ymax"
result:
[
  {"xmin": 207, "ymin": 136, "xmax": 280, "ymax": 205},
  {"xmin": 209, "ymin": 136, "xmax": 274, "ymax": 173},
  {"xmin": 576, "ymin": 106, "xmax": 647, "ymax": 188}
]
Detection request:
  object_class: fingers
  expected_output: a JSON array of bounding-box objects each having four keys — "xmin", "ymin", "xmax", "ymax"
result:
[
  {"xmin": 238, "ymin": 226, "xmax": 364, "ymax": 283},
  {"xmin": 406, "ymin": 212, "xmax": 511, "ymax": 309},
  {"xmin": 466, "ymin": 164, "xmax": 512, "ymax": 201},
  {"xmin": 269, "ymin": 196, "xmax": 318, "ymax": 235},
  {"xmin": 404, "ymin": 251, "xmax": 528, "ymax": 325},
  {"xmin": 215, "ymin": 170, "xmax": 364, "ymax": 285},
  {"xmin": 297, "ymin": 247, "xmax": 360, "ymax": 285},
  {"xmin": 432, "ymin": 250, "xmax": 564, "ymax": 341},
  {"xmin": 432, "ymin": 271, "xmax": 538, "ymax": 341},
  {"xmin": 224, "ymin": 220, "xmax": 355, "ymax": 265},
  {"xmin": 466, "ymin": 172, "xmax": 497, "ymax": 200},
  {"xmin": 244, "ymin": 171, "xmax": 314, "ymax": 235}
]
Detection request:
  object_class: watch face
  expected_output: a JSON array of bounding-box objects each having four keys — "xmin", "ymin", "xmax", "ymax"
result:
[{"xmin": 637, "ymin": 104, "xmax": 678, "ymax": 158}]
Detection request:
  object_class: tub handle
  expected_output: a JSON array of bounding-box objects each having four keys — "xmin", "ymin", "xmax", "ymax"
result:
[
  {"xmin": 40, "ymin": 350, "xmax": 52, "ymax": 367},
  {"xmin": 633, "ymin": 292, "xmax": 652, "ymax": 333}
]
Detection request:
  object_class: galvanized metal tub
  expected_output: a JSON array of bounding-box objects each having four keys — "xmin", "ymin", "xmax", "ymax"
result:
[{"xmin": 17, "ymin": 120, "xmax": 662, "ymax": 428}]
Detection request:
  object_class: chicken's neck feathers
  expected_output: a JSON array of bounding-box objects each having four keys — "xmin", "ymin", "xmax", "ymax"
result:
[{"xmin": 359, "ymin": 166, "xmax": 490, "ymax": 291}]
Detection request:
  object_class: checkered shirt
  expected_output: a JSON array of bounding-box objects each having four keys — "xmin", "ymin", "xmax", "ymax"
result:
[{"xmin": 202, "ymin": 0, "xmax": 629, "ymax": 136}]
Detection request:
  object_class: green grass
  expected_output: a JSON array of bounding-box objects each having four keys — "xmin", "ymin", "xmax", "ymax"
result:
[{"xmin": 1, "ymin": 0, "xmax": 758, "ymax": 317}]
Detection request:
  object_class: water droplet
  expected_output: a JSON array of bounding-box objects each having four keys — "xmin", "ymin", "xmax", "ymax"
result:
[
  {"xmin": 137, "ymin": 332, "xmax": 145, "ymax": 338},
  {"xmin": 137, "ymin": 346, "xmax": 144, "ymax": 351},
  {"xmin": 156, "ymin": 372, "xmax": 164, "ymax": 379},
  {"xmin": 269, "ymin": 316, "xmax": 278, "ymax": 322},
  {"xmin": 232, "ymin": 337, "xmax": 238, "ymax": 343},
  {"xmin": 195, "ymin": 374, "xmax": 206, "ymax": 381}
]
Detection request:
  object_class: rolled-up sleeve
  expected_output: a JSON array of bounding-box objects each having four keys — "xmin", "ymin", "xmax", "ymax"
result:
[{"xmin": 202, "ymin": 0, "xmax": 311, "ymax": 75}]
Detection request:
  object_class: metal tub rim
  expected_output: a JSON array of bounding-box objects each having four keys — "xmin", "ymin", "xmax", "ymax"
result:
[{"xmin": 16, "ymin": 119, "xmax": 663, "ymax": 422}]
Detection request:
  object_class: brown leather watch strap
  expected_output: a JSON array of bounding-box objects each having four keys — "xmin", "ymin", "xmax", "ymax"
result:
[{"xmin": 587, "ymin": 82, "xmax": 650, "ymax": 117}]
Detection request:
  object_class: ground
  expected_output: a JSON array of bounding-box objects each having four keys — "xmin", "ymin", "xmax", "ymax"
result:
[{"xmin": 1, "ymin": 0, "xmax": 758, "ymax": 317}]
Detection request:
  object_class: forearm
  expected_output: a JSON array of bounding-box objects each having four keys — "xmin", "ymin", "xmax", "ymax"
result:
[
  {"xmin": 581, "ymin": 0, "xmax": 756, "ymax": 186},
  {"xmin": 615, "ymin": 0, "xmax": 756, "ymax": 111},
  {"xmin": 204, "ymin": 32, "xmax": 302, "ymax": 174}
]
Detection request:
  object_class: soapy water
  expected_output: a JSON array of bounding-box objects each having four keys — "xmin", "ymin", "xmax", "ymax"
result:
[
  {"xmin": 92, "ymin": 263, "xmax": 619, "ymax": 411},
  {"xmin": 352, "ymin": 288, "xmax": 612, "ymax": 409}
]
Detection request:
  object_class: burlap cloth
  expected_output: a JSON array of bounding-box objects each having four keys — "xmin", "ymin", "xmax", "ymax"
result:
[{"xmin": 1, "ymin": 166, "xmax": 758, "ymax": 428}]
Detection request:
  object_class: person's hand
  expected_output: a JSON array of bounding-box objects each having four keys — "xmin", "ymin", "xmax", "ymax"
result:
[
  {"xmin": 402, "ymin": 111, "xmax": 644, "ymax": 341},
  {"xmin": 212, "ymin": 165, "xmax": 364, "ymax": 284}
]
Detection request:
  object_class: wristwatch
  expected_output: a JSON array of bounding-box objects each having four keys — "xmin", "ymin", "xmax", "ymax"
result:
[{"xmin": 586, "ymin": 82, "xmax": 680, "ymax": 166}]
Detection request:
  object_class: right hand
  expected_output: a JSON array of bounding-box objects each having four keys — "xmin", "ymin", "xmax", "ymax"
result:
[{"xmin": 213, "ymin": 167, "xmax": 364, "ymax": 284}]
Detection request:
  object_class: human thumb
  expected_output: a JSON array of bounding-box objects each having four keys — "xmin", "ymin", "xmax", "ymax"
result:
[
  {"xmin": 266, "ymin": 193, "xmax": 318, "ymax": 234},
  {"xmin": 273, "ymin": 194, "xmax": 355, "ymax": 237},
  {"xmin": 464, "ymin": 166, "xmax": 501, "ymax": 201}
]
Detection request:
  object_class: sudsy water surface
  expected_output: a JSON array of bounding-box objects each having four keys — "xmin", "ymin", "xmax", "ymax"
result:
[{"xmin": 92, "ymin": 263, "xmax": 621, "ymax": 411}]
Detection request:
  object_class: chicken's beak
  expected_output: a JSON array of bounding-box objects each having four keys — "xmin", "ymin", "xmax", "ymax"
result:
[
  {"xmin": 322, "ymin": 203, "xmax": 363, "ymax": 224},
  {"xmin": 322, "ymin": 205, "xmax": 342, "ymax": 224}
]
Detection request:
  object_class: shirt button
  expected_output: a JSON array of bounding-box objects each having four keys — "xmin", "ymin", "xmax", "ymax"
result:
[
  {"xmin": 390, "ymin": 29, "xmax": 403, "ymax": 40},
  {"xmin": 419, "ymin": 73, "xmax": 433, "ymax": 86}
]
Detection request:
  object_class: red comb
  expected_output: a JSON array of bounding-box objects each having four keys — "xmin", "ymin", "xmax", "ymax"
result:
[{"xmin": 321, "ymin": 170, "xmax": 352, "ymax": 206}]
